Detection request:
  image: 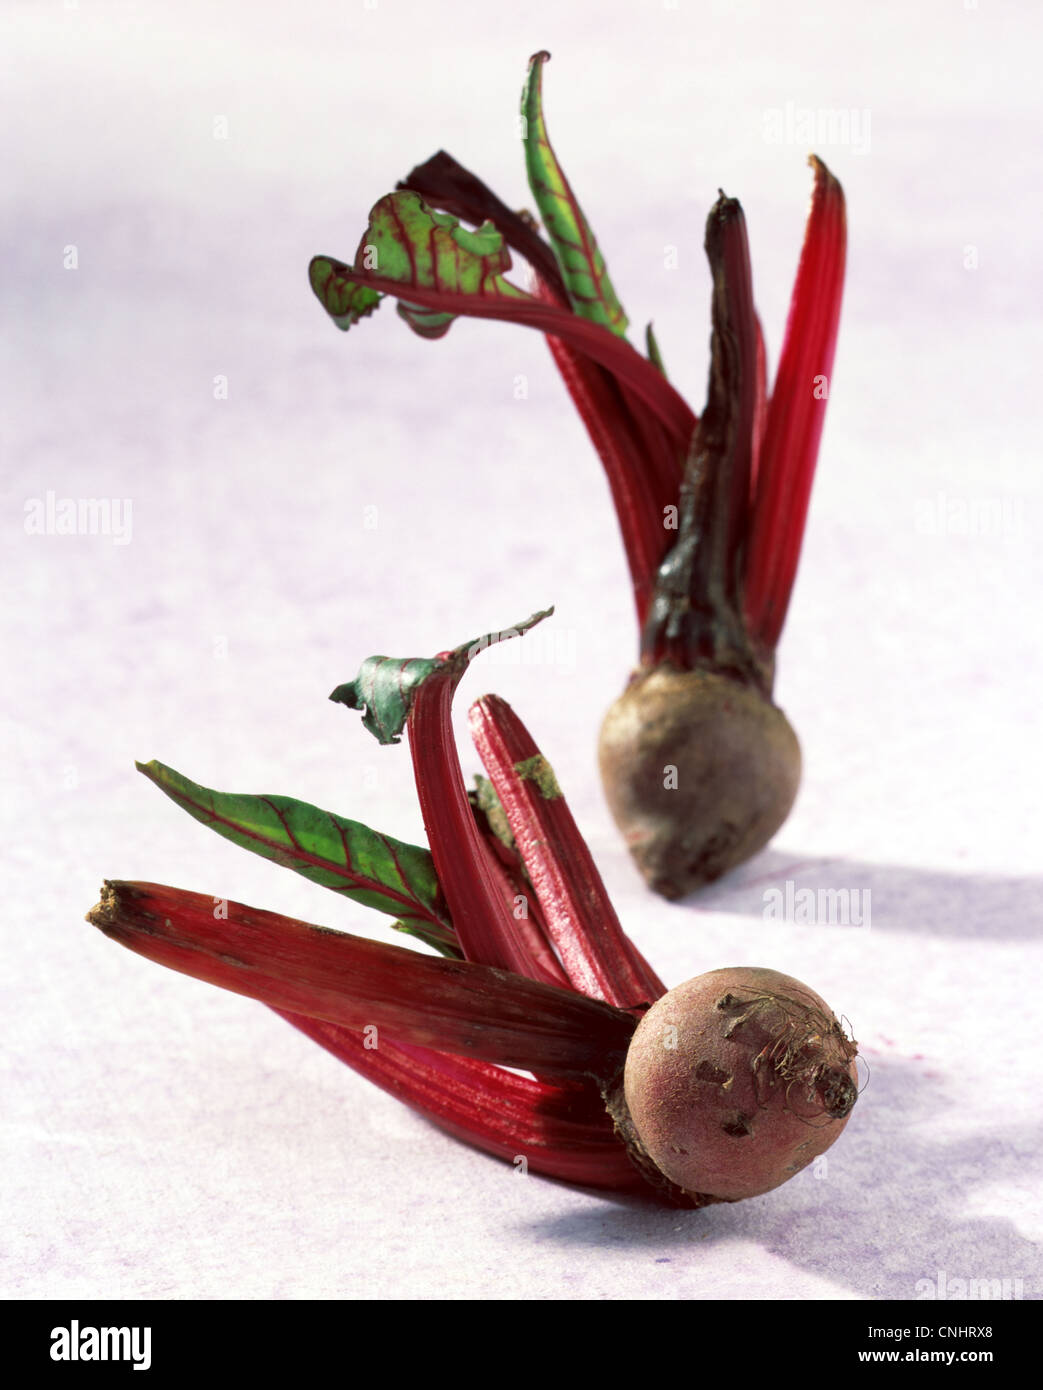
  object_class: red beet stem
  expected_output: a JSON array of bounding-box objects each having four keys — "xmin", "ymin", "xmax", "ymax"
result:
[
  {"xmin": 744, "ymin": 156, "xmax": 846, "ymax": 651},
  {"xmin": 313, "ymin": 257, "xmax": 697, "ymax": 448},
  {"xmin": 751, "ymin": 312, "xmax": 768, "ymax": 499},
  {"xmin": 397, "ymin": 150, "xmax": 687, "ymax": 625},
  {"xmin": 541, "ymin": 305, "xmax": 682, "ymax": 628},
  {"xmin": 277, "ymin": 1012, "xmax": 643, "ymax": 1190},
  {"xmin": 468, "ymin": 694, "xmax": 666, "ymax": 1011},
  {"xmin": 406, "ymin": 664, "xmax": 569, "ymax": 986},
  {"xmin": 87, "ymin": 881, "xmax": 635, "ymax": 1076},
  {"xmin": 470, "ymin": 807, "xmax": 572, "ymax": 990}
]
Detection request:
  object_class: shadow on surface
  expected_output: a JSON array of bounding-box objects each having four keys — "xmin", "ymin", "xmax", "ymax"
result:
[
  {"xmin": 686, "ymin": 848, "xmax": 1043, "ymax": 940},
  {"xmin": 520, "ymin": 1053, "xmax": 1041, "ymax": 1300}
]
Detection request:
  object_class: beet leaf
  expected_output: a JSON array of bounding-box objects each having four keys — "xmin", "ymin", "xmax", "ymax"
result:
[
  {"xmin": 521, "ymin": 50, "xmax": 629, "ymax": 337},
  {"xmin": 135, "ymin": 759, "xmax": 453, "ymax": 947}
]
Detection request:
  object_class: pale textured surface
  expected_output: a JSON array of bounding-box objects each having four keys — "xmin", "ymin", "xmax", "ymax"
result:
[{"xmin": 3, "ymin": 0, "xmax": 1041, "ymax": 1300}]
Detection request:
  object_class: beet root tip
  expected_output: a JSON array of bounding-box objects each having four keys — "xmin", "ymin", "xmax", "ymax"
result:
[{"xmin": 598, "ymin": 666, "xmax": 801, "ymax": 898}]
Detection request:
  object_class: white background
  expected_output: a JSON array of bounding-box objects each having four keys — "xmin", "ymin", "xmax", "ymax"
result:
[{"xmin": 3, "ymin": 0, "xmax": 1041, "ymax": 1299}]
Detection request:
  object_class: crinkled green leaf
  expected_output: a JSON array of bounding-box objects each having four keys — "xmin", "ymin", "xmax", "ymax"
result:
[
  {"xmin": 396, "ymin": 148, "xmax": 568, "ymax": 300},
  {"xmin": 330, "ymin": 609, "xmax": 553, "ymax": 746},
  {"xmin": 521, "ymin": 51, "xmax": 628, "ymax": 337},
  {"xmin": 330, "ymin": 655, "xmax": 441, "ymax": 745},
  {"xmin": 310, "ymin": 191, "xmax": 530, "ymax": 342},
  {"xmin": 308, "ymin": 258, "xmax": 382, "ymax": 329},
  {"xmin": 136, "ymin": 759, "xmax": 451, "ymax": 935}
]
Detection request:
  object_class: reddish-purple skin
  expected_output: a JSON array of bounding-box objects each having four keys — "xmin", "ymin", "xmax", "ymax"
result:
[{"xmin": 623, "ymin": 967, "xmax": 858, "ymax": 1201}]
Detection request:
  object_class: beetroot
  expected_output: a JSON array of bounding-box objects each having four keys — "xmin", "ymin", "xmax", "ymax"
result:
[
  {"xmin": 594, "ymin": 160, "xmax": 845, "ymax": 898},
  {"xmin": 599, "ymin": 668, "xmax": 801, "ymax": 900},
  {"xmin": 620, "ymin": 967, "xmax": 858, "ymax": 1202},
  {"xmin": 88, "ymin": 612, "xmax": 858, "ymax": 1207},
  {"xmin": 308, "ymin": 52, "xmax": 846, "ymax": 898}
]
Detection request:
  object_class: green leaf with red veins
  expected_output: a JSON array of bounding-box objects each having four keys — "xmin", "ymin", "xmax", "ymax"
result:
[
  {"xmin": 310, "ymin": 191, "xmax": 529, "ymax": 342},
  {"xmin": 310, "ymin": 205, "xmax": 695, "ymax": 446},
  {"xmin": 308, "ymin": 259, "xmax": 382, "ymax": 329},
  {"xmin": 396, "ymin": 148, "xmax": 568, "ymax": 301},
  {"xmin": 135, "ymin": 759, "xmax": 453, "ymax": 941},
  {"xmin": 521, "ymin": 51, "xmax": 629, "ymax": 337}
]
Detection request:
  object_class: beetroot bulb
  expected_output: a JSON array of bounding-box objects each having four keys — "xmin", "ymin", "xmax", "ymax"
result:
[
  {"xmin": 619, "ymin": 968, "xmax": 857, "ymax": 1201},
  {"xmin": 88, "ymin": 612, "xmax": 858, "ymax": 1207},
  {"xmin": 308, "ymin": 51, "xmax": 846, "ymax": 898}
]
